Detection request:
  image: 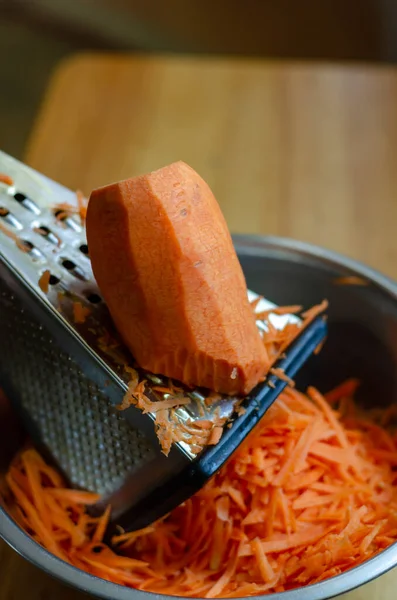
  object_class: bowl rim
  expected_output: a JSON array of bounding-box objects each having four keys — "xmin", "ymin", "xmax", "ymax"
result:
[{"xmin": 2, "ymin": 233, "xmax": 397, "ymax": 600}]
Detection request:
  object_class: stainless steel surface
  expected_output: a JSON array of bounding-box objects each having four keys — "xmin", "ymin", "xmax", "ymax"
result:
[
  {"xmin": 0, "ymin": 280, "xmax": 155, "ymax": 496},
  {"xmin": 2, "ymin": 233, "xmax": 397, "ymax": 598},
  {"xmin": 0, "ymin": 151, "xmax": 305, "ymax": 522}
]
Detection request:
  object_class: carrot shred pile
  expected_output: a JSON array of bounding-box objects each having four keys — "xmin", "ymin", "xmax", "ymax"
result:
[
  {"xmin": 3, "ymin": 383, "xmax": 397, "ymax": 597},
  {"xmin": 251, "ymin": 298, "xmax": 328, "ymax": 367},
  {"xmin": 0, "ymin": 173, "xmax": 13, "ymax": 186},
  {"xmin": 113, "ymin": 300, "xmax": 328, "ymax": 456}
]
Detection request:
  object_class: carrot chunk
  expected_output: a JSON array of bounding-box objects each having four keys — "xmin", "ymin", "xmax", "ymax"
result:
[{"xmin": 86, "ymin": 162, "xmax": 269, "ymax": 395}]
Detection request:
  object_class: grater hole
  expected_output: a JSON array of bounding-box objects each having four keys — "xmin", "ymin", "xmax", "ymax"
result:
[
  {"xmin": 0, "ymin": 208, "xmax": 23, "ymax": 230},
  {"xmin": 54, "ymin": 209, "xmax": 68, "ymax": 220},
  {"xmin": 49, "ymin": 274, "xmax": 61, "ymax": 285},
  {"xmin": 62, "ymin": 258, "xmax": 76, "ymax": 270},
  {"xmin": 54, "ymin": 209, "xmax": 82, "ymax": 232},
  {"xmin": 79, "ymin": 243, "xmax": 89, "ymax": 256},
  {"xmin": 13, "ymin": 192, "xmax": 41, "ymax": 215},
  {"xmin": 85, "ymin": 292, "xmax": 102, "ymax": 304},
  {"xmin": 61, "ymin": 257, "xmax": 87, "ymax": 281},
  {"xmin": 16, "ymin": 239, "xmax": 44, "ymax": 261},
  {"xmin": 34, "ymin": 225, "xmax": 61, "ymax": 246}
]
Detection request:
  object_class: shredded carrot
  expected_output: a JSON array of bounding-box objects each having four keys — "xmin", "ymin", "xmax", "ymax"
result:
[
  {"xmin": 113, "ymin": 300, "xmax": 327, "ymax": 456},
  {"xmin": 333, "ymin": 275, "xmax": 368, "ymax": 286},
  {"xmin": 46, "ymin": 488, "xmax": 100, "ymax": 505},
  {"xmin": 73, "ymin": 301, "xmax": 91, "ymax": 324},
  {"xmin": 3, "ymin": 382, "xmax": 397, "ymax": 597},
  {"xmin": 76, "ymin": 190, "xmax": 88, "ymax": 224},
  {"xmin": 269, "ymin": 367, "xmax": 295, "ymax": 387},
  {"xmin": 0, "ymin": 174, "xmax": 13, "ymax": 186},
  {"xmin": 208, "ymin": 426, "xmax": 223, "ymax": 445},
  {"xmin": 259, "ymin": 300, "xmax": 328, "ymax": 371},
  {"xmin": 255, "ymin": 305, "xmax": 302, "ymax": 320},
  {"xmin": 92, "ymin": 504, "xmax": 111, "ymax": 543},
  {"xmin": 325, "ymin": 379, "xmax": 360, "ymax": 404},
  {"xmin": 38, "ymin": 270, "xmax": 51, "ymax": 294},
  {"xmin": 249, "ymin": 296, "xmax": 263, "ymax": 311},
  {"xmin": 138, "ymin": 396, "xmax": 191, "ymax": 414},
  {"xmin": 33, "ymin": 226, "xmax": 61, "ymax": 246},
  {"xmin": 53, "ymin": 192, "xmax": 87, "ymax": 225},
  {"xmin": 0, "ymin": 221, "xmax": 18, "ymax": 241},
  {"xmin": 3, "ymin": 195, "xmax": 329, "ymax": 458},
  {"xmin": 15, "ymin": 239, "xmax": 33, "ymax": 253},
  {"xmin": 117, "ymin": 371, "xmax": 229, "ymax": 456},
  {"xmin": 205, "ymin": 392, "xmax": 223, "ymax": 406},
  {"xmin": 54, "ymin": 209, "xmax": 69, "ymax": 222},
  {"xmin": 314, "ymin": 338, "xmax": 326, "ymax": 355}
]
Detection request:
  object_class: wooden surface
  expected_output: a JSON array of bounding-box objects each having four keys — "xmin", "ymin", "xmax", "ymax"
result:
[{"xmin": 2, "ymin": 53, "xmax": 397, "ymax": 599}]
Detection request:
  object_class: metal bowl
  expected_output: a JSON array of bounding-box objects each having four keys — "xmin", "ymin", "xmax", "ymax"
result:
[{"xmin": 2, "ymin": 234, "xmax": 397, "ymax": 600}]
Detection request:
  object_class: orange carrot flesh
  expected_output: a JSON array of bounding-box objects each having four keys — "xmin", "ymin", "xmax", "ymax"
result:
[
  {"xmin": 76, "ymin": 190, "xmax": 88, "ymax": 224},
  {"xmin": 115, "ymin": 298, "xmax": 327, "ymax": 456},
  {"xmin": 0, "ymin": 174, "xmax": 13, "ymax": 186},
  {"xmin": 38, "ymin": 270, "xmax": 51, "ymax": 294},
  {"xmin": 3, "ymin": 382, "xmax": 397, "ymax": 597},
  {"xmin": 52, "ymin": 191, "xmax": 88, "ymax": 226},
  {"xmin": 87, "ymin": 161, "xmax": 270, "ymax": 396},
  {"xmin": 333, "ymin": 276, "xmax": 369, "ymax": 286},
  {"xmin": 73, "ymin": 301, "xmax": 91, "ymax": 324}
]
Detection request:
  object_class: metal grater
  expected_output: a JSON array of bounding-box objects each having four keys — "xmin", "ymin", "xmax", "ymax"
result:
[{"xmin": 0, "ymin": 151, "xmax": 327, "ymax": 531}]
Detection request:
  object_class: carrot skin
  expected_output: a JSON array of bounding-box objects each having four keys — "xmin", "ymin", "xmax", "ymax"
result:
[{"xmin": 87, "ymin": 161, "xmax": 269, "ymax": 395}]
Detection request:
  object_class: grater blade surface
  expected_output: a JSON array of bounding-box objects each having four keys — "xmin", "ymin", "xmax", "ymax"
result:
[{"xmin": 0, "ymin": 150, "xmax": 327, "ymax": 529}]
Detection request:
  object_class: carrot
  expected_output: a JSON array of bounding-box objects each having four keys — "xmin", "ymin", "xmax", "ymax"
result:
[
  {"xmin": 73, "ymin": 301, "xmax": 91, "ymax": 324},
  {"xmin": 269, "ymin": 367, "xmax": 295, "ymax": 387},
  {"xmin": 86, "ymin": 161, "xmax": 269, "ymax": 396},
  {"xmin": 93, "ymin": 504, "xmax": 111, "ymax": 543},
  {"xmin": 38, "ymin": 270, "xmax": 51, "ymax": 294},
  {"xmin": 254, "ymin": 305, "xmax": 302, "ymax": 320},
  {"xmin": 46, "ymin": 488, "xmax": 100, "ymax": 505},
  {"xmin": 0, "ymin": 221, "xmax": 19, "ymax": 241},
  {"xmin": 52, "ymin": 192, "xmax": 88, "ymax": 226},
  {"xmin": 252, "ymin": 538, "xmax": 275, "ymax": 583},
  {"xmin": 333, "ymin": 275, "xmax": 368, "ymax": 286},
  {"xmin": 0, "ymin": 174, "xmax": 13, "ymax": 186},
  {"xmin": 325, "ymin": 379, "xmax": 360, "ymax": 404},
  {"xmin": 4, "ymin": 382, "xmax": 397, "ymax": 597},
  {"xmin": 136, "ymin": 395, "xmax": 191, "ymax": 414}
]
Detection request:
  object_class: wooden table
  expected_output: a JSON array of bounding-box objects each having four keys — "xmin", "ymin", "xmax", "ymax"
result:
[{"xmin": 2, "ymin": 53, "xmax": 397, "ymax": 600}]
